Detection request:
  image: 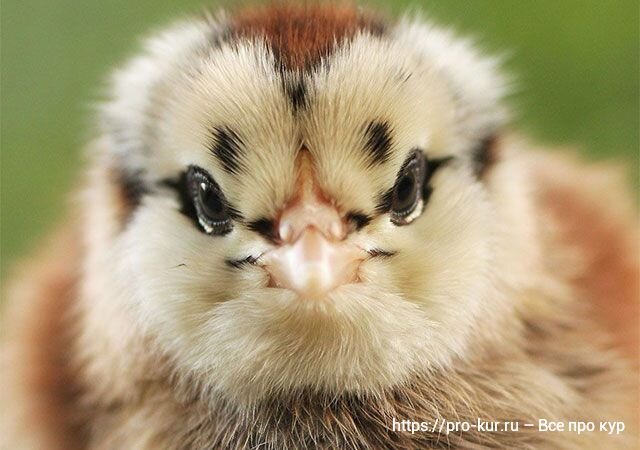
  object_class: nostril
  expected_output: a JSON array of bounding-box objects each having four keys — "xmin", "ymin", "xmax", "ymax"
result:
[
  {"xmin": 279, "ymin": 221, "xmax": 294, "ymax": 243},
  {"xmin": 329, "ymin": 221, "xmax": 341, "ymax": 240},
  {"xmin": 328, "ymin": 219, "xmax": 346, "ymax": 241}
]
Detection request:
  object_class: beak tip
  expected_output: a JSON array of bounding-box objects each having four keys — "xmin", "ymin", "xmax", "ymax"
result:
[{"xmin": 292, "ymin": 269, "xmax": 332, "ymax": 299}]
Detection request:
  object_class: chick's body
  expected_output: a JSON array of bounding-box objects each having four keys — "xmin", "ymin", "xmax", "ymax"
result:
[{"xmin": 2, "ymin": 4, "xmax": 638, "ymax": 450}]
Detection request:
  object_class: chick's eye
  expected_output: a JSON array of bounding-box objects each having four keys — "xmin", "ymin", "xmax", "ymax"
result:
[
  {"xmin": 187, "ymin": 166, "xmax": 233, "ymax": 235},
  {"xmin": 390, "ymin": 150, "xmax": 426, "ymax": 225}
]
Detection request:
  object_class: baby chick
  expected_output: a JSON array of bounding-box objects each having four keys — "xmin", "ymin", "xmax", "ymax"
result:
[{"xmin": 2, "ymin": 4, "xmax": 638, "ymax": 449}]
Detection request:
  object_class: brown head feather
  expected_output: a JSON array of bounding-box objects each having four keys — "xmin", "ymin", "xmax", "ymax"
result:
[{"xmin": 230, "ymin": 3, "xmax": 386, "ymax": 71}]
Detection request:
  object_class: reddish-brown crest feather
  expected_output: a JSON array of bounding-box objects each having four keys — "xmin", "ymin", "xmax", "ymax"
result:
[{"xmin": 230, "ymin": 3, "xmax": 386, "ymax": 71}]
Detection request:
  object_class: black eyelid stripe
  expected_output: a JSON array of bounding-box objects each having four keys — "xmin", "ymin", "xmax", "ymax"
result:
[
  {"xmin": 225, "ymin": 204, "xmax": 244, "ymax": 222},
  {"xmin": 427, "ymin": 155, "xmax": 455, "ymax": 178},
  {"xmin": 225, "ymin": 255, "xmax": 258, "ymax": 269},
  {"xmin": 160, "ymin": 171, "xmax": 200, "ymax": 229},
  {"xmin": 346, "ymin": 212, "xmax": 372, "ymax": 230},
  {"xmin": 367, "ymin": 248, "xmax": 397, "ymax": 258},
  {"xmin": 374, "ymin": 188, "xmax": 394, "ymax": 215},
  {"xmin": 246, "ymin": 218, "xmax": 277, "ymax": 241}
]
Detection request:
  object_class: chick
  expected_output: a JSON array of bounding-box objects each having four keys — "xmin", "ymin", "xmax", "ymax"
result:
[{"xmin": 2, "ymin": 4, "xmax": 638, "ymax": 449}]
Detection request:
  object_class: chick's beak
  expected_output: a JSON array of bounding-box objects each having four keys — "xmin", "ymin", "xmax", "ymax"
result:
[
  {"xmin": 261, "ymin": 152, "xmax": 366, "ymax": 299},
  {"xmin": 262, "ymin": 227, "xmax": 364, "ymax": 299}
]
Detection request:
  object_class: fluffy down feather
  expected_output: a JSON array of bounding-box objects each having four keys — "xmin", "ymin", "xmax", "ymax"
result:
[{"xmin": 2, "ymin": 4, "xmax": 637, "ymax": 449}]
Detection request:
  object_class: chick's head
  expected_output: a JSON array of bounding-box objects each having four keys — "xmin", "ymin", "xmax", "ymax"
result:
[{"xmin": 91, "ymin": 5, "xmax": 510, "ymax": 402}]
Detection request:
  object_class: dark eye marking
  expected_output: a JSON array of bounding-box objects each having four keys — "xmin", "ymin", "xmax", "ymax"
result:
[
  {"xmin": 471, "ymin": 134, "xmax": 498, "ymax": 179},
  {"xmin": 375, "ymin": 188, "xmax": 394, "ymax": 215},
  {"xmin": 111, "ymin": 167, "xmax": 148, "ymax": 226},
  {"xmin": 363, "ymin": 120, "xmax": 393, "ymax": 165},
  {"xmin": 346, "ymin": 211, "xmax": 372, "ymax": 231},
  {"xmin": 116, "ymin": 170, "xmax": 147, "ymax": 207},
  {"xmin": 246, "ymin": 217, "xmax": 277, "ymax": 242},
  {"xmin": 162, "ymin": 171, "xmax": 199, "ymax": 229},
  {"xmin": 208, "ymin": 126, "xmax": 245, "ymax": 175}
]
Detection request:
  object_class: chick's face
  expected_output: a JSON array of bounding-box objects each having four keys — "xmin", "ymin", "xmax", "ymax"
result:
[{"xmin": 97, "ymin": 10, "xmax": 507, "ymax": 400}]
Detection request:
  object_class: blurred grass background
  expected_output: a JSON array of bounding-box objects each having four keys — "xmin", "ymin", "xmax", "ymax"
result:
[{"xmin": 1, "ymin": 0, "xmax": 638, "ymax": 283}]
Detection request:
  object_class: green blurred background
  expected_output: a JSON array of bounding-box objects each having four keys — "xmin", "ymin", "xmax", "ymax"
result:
[{"xmin": 1, "ymin": 0, "xmax": 638, "ymax": 283}]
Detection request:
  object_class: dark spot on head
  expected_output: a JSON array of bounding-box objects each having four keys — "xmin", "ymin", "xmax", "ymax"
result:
[
  {"xmin": 471, "ymin": 134, "xmax": 498, "ymax": 179},
  {"xmin": 364, "ymin": 121, "xmax": 393, "ymax": 166},
  {"xmin": 208, "ymin": 126, "xmax": 245, "ymax": 175},
  {"xmin": 284, "ymin": 77, "xmax": 307, "ymax": 113}
]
